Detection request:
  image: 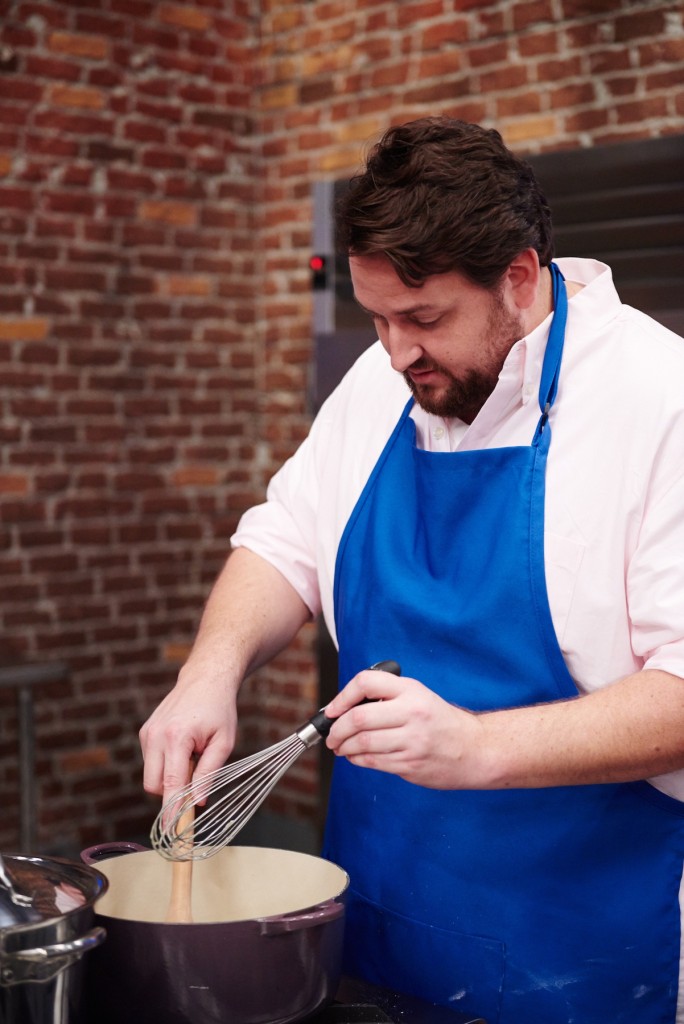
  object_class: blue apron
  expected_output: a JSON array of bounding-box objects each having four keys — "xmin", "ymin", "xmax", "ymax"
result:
[{"xmin": 324, "ymin": 264, "xmax": 684, "ymax": 1023}]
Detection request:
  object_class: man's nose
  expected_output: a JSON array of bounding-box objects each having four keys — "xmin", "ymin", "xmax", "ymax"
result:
[{"xmin": 385, "ymin": 324, "xmax": 423, "ymax": 373}]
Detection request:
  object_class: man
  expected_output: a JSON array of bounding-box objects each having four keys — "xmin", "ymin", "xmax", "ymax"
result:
[{"xmin": 140, "ymin": 117, "xmax": 684, "ymax": 1023}]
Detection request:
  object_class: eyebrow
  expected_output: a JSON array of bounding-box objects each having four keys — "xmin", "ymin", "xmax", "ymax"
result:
[{"xmin": 356, "ymin": 300, "xmax": 440, "ymax": 318}]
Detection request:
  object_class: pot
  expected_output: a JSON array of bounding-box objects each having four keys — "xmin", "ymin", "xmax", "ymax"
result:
[
  {"xmin": 0, "ymin": 852, "xmax": 107, "ymax": 1024},
  {"xmin": 80, "ymin": 842, "xmax": 349, "ymax": 1024}
]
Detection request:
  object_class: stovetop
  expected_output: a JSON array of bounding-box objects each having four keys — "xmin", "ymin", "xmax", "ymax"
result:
[{"xmin": 307, "ymin": 977, "xmax": 486, "ymax": 1024}]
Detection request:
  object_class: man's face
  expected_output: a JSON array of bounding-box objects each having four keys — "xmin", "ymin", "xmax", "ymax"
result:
[{"xmin": 350, "ymin": 253, "xmax": 524, "ymax": 424}]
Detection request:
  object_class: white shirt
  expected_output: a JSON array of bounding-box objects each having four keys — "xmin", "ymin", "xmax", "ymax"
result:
[{"xmin": 233, "ymin": 258, "xmax": 684, "ymax": 800}]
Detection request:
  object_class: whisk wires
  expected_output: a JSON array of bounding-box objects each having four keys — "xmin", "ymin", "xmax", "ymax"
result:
[
  {"xmin": 150, "ymin": 661, "xmax": 401, "ymax": 861},
  {"xmin": 151, "ymin": 733, "xmax": 306, "ymax": 861}
]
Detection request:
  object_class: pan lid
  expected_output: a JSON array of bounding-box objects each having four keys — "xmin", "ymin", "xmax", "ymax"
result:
[{"xmin": 0, "ymin": 852, "xmax": 107, "ymax": 931}]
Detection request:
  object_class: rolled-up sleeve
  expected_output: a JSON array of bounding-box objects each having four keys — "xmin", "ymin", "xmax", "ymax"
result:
[
  {"xmin": 628, "ymin": 423, "xmax": 684, "ymax": 681},
  {"xmin": 231, "ymin": 412, "xmax": 330, "ymax": 618}
]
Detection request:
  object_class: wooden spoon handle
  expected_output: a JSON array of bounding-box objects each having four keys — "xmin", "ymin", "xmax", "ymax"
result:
[{"xmin": 165, "ymin": 762, "xmax": 194, "ymax": 923}]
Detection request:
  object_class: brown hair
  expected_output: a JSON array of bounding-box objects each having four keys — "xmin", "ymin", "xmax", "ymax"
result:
[{"xmin": 336, "ymin": 116, "xmax": 554, "ymax": 289}]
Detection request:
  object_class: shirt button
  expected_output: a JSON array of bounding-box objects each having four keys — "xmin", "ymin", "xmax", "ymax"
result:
[
  {"xmin": 434, "ymin": 426, "xmax": 445, "ymax": 440},
  {"xmin": 523, "ymin": 383, "xmax": 534, "ymax": 398}
]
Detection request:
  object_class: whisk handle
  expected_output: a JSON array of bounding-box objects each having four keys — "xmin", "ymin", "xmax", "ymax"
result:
[
  {"xmin": 370, "ymin": 659, "xmax": 401, "ymax": 676},
  {"xmin": 303, "ymin": 659, "xmax": 401, "ymax": 742}
]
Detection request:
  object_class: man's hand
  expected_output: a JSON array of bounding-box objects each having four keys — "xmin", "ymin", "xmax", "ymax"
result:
[
  {"xmin": 324, "ymin": 666, "xmax": 684, "ymax": 791},
  {"xmin": 324, "ymin": 666, "xmax": 484, "ymax": 789},
  {"xmin": 139, "ymin": 665, "xmax": 238, "ymax": 808},
  {"xmin": 138, "ymin": 547, "xmax": 312, "ymax": 808}
]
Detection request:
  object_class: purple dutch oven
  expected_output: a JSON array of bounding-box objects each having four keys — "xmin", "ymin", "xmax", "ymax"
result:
[{"xmin": 79, "ymin": 842, "xmax": 348, "ymax": 1024}]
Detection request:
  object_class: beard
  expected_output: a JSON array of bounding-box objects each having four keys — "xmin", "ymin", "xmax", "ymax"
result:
[{"xmin": 404, "ymin": 292, "xmax": 524, "ymax": 423}]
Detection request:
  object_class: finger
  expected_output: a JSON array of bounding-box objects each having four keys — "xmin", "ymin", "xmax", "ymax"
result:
[
  {"xmin": 325, "ymin": 668, "xmax": 404, "ymax": 719},
  {"xmin": 142, "ymin": 743, "xmax": 164, "ymax": 797},
  {"xmin": 323, "ymin": 681, "xmax": 364, "ymax": 720},
  {"xmin": 327, "ymin": 703, "xmax": 405, "ymax": 753},
  {"xmin": 335, "ymin": 724, "xmax": 407, "ymax": 759},
  {"xmin": 155, "ymin": 753, "xmax": 198, "ymax": 834},
  {"xmin": 161, "ymin": 741, "xmax": 199, "ymax": 809},
  {"xmin": 327, "ymin": 682, "xmax": 411, "ymax": 748},
  {"xmin": 191, "ymin": 738, "xmax": 234, "ymax": 805},
  {"xmin": 194, "ymin": 738, "xmax": 232, "ymax": 779}
]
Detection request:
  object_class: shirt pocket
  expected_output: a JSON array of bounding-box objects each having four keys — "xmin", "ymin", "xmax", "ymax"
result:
[{"xmin": 544, "ymin": 531, "xmax": 585, "ymax": 645}]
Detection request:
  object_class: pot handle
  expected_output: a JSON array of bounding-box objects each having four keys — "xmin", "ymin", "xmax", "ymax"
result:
[
  {"xmin": 10, "ymin": 926, "xmax": 107, "ymax": 963},
  {"xmin": 259, "ymin": 900, "xmax": 344, "ymax": 935},
  {"xmin": 1, "ymin": 926, "xmax": 107, "ymax": 986},
  {"xmin": 81, "ymin": 841, "xmax": 147, "ymax": 865}
]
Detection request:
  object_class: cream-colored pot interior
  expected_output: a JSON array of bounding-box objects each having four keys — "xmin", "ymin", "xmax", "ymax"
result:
[{"xmin": 93, "ymin": 846, "xmax": 349, "ymax": 924}]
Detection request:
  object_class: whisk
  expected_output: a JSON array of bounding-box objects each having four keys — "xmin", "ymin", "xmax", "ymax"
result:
[{"xmin": 151, "ymin": 660, "xmax": 401, "ymax": 861}]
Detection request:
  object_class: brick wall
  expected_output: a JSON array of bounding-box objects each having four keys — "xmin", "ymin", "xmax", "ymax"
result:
[
  {"xmin": 0, "ymin": 0, "xmax": 682, "ymax": 856},
  {"xmin": 0, "ymin": 0, "xmax": 266, "ymax": 853}
]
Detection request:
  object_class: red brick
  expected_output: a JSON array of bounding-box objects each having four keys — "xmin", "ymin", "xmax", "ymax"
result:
[
  {"xmin": 518, "ymin": 29, "xmax": 558, "ymax": 58},
  {"xmin": 48, "ymin": 84, "xmax": 107, "ymax": 110},
  {"xmin": 562, "ymin": 107, "xmax": 610, "ymax": 133},
  {"xmin": 122, "ymin": 118, "xmax": 167, "ymax": 144},
  {"xmin": 601, "ymin": 77, "xmax": 638, "ymax": 99},
  {"xmin": 638, "ymin": 39, "xmax": 684, "ymax": 65},
  {"xmin": 395, "ymin": 0, "xmax": 443, "ymax": 27},
  {"xmin": 559, "ymin": 0, "xmax": 623, "ymax": 14},
  {"xmin": 141, "ymin": 147, "xmax": 188, "ymax": 169},
  {"xmin": 44, "ymin": 268, "xmax": 107, "ymax": 291},
  {"xmin": 110, "ymin": 0, "xmax": 155, "ymax": 15},
  {"xmin": 646, "ymin": 67, "xmax": 684, "ymax": 91},
  {"xmin": 1, "ymin": 78, "xmax": 43, "ymax": 103},
  {"xmin": 0, "ymin": 185, "xmax": 33, "ymax": 209},
  {"xmin": 0, "ymin": 316, "xmax": 49, "ymax": 341},
  {"xmin": 615, "ymin": 95, "xmax": 670, "ymax": 124},
  {"xmin": 24, "ymin": 133, "xmax": 80, "ymax": 158},
  {"xmin": 422, "ymin": 16, "xmax": 470, "ymax": 48},
  {"xmin": 0, "ymin": 474, "xmax": 29, "ymax": 495},
  {"xmin": 33, "ymin": 109, "xmax": 115, "ymax": 135},
  {"xmin": 588, "ymin": 48, "xmax": 633, "ymax": 75},
  {"xmin": 159, "ymin": 3, "xmax": 212, "ymax": 31},
  {"xmin": 614, "ymin": 9, "xmax": 667, "ymax": 43},
  {"xmin": 139, "ymin": 198, "xmax": 198, "ymax": 226},
  {"xmin": 468, "ymin": 39, "xmax": 510, "ymax": 68},
  {"xmin": 106, "ymin": 167, "xmax": 156, "ymax": 192},
  {"xmin": 24, "ymin": 54, "xmax": 82, "ymax": 81},
  {"xmin": 512, "ymin": 0, "xmax": 555, "ymax": 30},
  {"xmin": 48, "ymin": 31, "xmax": 108, "ymax": 60},
  {"xmin": 480, "ymin": 63, "xmax": 529, "ymax": 91},
  {"xmin": 172, "ymin": 465, "xmax": 220, "ymax": 487},
  {"xmin": 549, "ymin": 82, "xmax": 598, "ymax": 108},
  {"xmin": 74, "ymin": 11, "xmax": 127, "ymax": 38}
]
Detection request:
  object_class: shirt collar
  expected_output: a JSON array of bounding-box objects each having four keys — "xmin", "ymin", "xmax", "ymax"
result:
[{"xmin": 513, "ymin": 258, "xmax": 619, "ymax": 407}]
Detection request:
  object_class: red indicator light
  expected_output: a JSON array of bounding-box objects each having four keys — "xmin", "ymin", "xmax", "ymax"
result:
[{"xmin": 309, "ymin": 254, "xmax": 328, "ymax": 291}]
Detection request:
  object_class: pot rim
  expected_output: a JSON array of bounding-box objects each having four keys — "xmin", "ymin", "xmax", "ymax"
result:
[
  {"xmin": 83, "ymin": 843, "xmax": 350, "ymax": 927},
  {"xmin": 1, "ymin": 853, "xmax": 108, "ymax": 936}
]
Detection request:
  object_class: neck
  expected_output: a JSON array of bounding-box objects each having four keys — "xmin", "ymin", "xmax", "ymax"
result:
[
  {"xmin": 524, "ymin": 264, "xmax": 555, "ymax": 336},
  {"xmin": 527, "ymin": 264, "xmax": 584, "ymax": 336}
]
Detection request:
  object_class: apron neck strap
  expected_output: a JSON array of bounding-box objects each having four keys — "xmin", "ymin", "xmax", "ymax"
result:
[{"xmin": 534, "ymin": 261, "xmax": 568, "ymax": 439}]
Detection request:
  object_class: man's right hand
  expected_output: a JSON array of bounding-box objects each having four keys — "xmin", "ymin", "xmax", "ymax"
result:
[
  {"xmin": 138, "ymin": 546, "xmax": 313, "ymax": 809},
  {"xmin": 139, "ymin": 663, "xmax": 238, "ymax": 808}
]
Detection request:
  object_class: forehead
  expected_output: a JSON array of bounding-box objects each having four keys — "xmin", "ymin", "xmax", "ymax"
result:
[{"xmin": 348, "ymin": 253, "xmax": 482, "ymax": 314}]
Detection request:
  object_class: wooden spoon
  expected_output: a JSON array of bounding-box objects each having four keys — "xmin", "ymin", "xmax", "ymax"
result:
[{"xmin": 165, "ymin": 761, "xmax": 194, "ymax": 923}]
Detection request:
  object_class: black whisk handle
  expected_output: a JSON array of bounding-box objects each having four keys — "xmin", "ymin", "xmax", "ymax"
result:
[
  {"xmin": 307, "ymin": 659, "xmax": 401, "ymax": 739},
  {"xmin": 369, "ymin": 659, "xmax": 401, "ymax": 676}
]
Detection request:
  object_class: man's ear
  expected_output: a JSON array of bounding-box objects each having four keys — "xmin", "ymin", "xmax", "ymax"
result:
[{"xmin": 502, "ymin": 248, "xmax": 541, "ymax": 312}]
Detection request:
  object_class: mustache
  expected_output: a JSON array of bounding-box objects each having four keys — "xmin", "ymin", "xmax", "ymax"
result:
[{"xmin": 407, "ymin": 357, "xmax": 441, "ymax": 374}]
